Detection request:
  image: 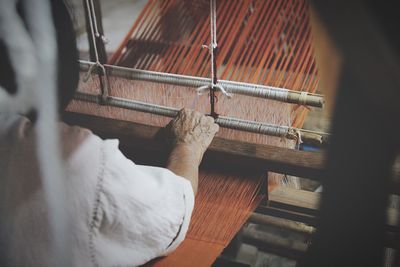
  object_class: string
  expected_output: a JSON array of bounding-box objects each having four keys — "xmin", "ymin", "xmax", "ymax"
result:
[
  {"xmin": 197, "ymin": 0, "xmax": 232, "ymax": 118},
  {"xmin": 83, "ymin": 0, "xmax": 108, "ymax": 101},
  {"xmin": 89, "ymin": 0, "xmax": 108, "ymax": 44},
  {"xmin": 85, "ymin": 0, "xmax": 100, "ymax": 64}
]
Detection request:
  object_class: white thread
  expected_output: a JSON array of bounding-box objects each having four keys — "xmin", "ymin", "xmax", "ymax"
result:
[
  {"xmin": 295, "ymin": 129, "xmax": 303, "ymax": 149},
  {"xmin": 215, "ymin": 84, "xmax": 233, "ymax": 98},
  {"xmin": 196, "ymin": 85, "xmax": 209, "ymax": 95},
  {"xmin": 299, "ymin": 91, "xmax": 308, "ymax": 106},
  {"xmin": 85, "ymin": 0, "xmax": 100, "ymax": 64},
  {"xmin": 74, "ymin": 91, "xmax": 312, "ymax": 139},
  {"xmin": 79, "ymin": 61, "xmax": 325, "ymax": 107},
  {"xmin": 89, "ymin": 0, "xmax": 100, "ymax": 37},
  {"xmin": 83, "ymin": 0, "xmax": 108, "ymax": 100},
  {"xmin": 88, "ymin": 0, "xmax": 109, "ymax": 44},
  {"xmin": 82, "ymin": 62, "xmax": 106, "ymax": 82},
  {"xmin": 210, "ymin": 0, "xmax": 217, "ymax": 86},
  {"xmin": 197, "ymin": 0, "xmax": 231, "ymax": 99}
]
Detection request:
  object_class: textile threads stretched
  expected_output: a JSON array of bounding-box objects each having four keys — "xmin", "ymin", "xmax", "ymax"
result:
[
  {"xmin": 188, "ymin": 170, "xmax": 264, "ymax": 244},
  {"xmin": 109, "ymin": 0, "xmax": 319, "ymax": 127}
]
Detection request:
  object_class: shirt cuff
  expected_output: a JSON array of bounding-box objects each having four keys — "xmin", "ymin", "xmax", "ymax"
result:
[{"xmin": 163, "ymin": 177, "xmax": 195, "ymax": 255}]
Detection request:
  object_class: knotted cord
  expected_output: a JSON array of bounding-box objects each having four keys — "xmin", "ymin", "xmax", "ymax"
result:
[
  {"xmin": 83, "ymin": 0, "xmax": 109, "ymax": 102},
  {"xmin": 197, "ymin": 0, "xmax": 232, "ymax": 118}
]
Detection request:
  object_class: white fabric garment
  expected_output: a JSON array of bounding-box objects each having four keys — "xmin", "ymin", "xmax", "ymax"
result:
[{"xmin": 0, "ymin": 114, "xmax": 195, "ymax": 267}]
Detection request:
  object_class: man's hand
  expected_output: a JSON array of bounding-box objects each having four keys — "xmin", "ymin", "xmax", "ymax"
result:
[
  {"xmin": 165, "ymin": 108, "xmax": 219, "ymax": 193},
  {"xmin": 167, "ymin": 108, "xmax": 219, "ymax": 162}
]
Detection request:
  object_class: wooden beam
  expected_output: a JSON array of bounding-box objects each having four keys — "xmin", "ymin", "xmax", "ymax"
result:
[
  {"xmin": 268, "ymin": 186, "xmax": 400, "ymax": 231},
  {"xmin": 256, "ymin": 187, "xmax": 399, "ymax": 250},
  {"xmin": 269, "ymin": 187, "xmax": 320, "ymax": 212},
  {"xmin": 241, "ymin": 224, "xmax": 308, "ymax": 260},
  {"xmin": 62, "ymin": 111, "xmax": 400, "ymax": 194},
  {"xmin": 62, "ymin": 111, "xmax": 324, "ymax": 177},
  {"xmin": 256, "ymin": 205, "xmax": 318, "ymax": 226},
  {"xmin": 249, "ymin": 213, "xmax": 315, "ymax": 235}
]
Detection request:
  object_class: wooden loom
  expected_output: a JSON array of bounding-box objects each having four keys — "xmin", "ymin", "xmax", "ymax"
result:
[{"xmin": 66, "ymin": 0, "xmax": 400, "ymax": 266}]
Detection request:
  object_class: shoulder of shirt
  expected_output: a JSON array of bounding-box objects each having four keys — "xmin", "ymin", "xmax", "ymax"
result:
[
  {"xmin": 59, "ymin": 121, "xmax": 121, "ymax": 162},
  {"xmin": 0, "ymin": 114, "xmax": 120, "ymax": 161}
]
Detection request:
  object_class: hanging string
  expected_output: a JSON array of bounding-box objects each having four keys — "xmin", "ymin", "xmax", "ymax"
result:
[
  {"xmin": 89, "ymin": 0, "xmax": 108, "ymax": 44},
  {"xmin": 295, "ymin": 128, "xmax": 303, "ymax": 150},
  {"xmin": 83, "ymin": 0, "xmax": 109, "ymax": 102},
  {"xmin": 197, "ymin": 0, "xmax": 232, "ymax": 118}
]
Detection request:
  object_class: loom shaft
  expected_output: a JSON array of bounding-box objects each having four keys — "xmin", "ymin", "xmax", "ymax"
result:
[
  {"xmin": 74, "ymin": 91, "xmax": 328, "ymax": 141},
  {"xmin": 79, "ymin": 60, "xmax": 324, "ymax": 108}
]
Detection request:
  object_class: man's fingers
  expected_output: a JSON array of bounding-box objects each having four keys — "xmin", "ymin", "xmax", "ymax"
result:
[
  {"xmin": 168, "ymin": 108, "xmax": 218, "ymax": 148},
  {"xmin": 211, "ymin": 123, "xmax": 219, "ymax": 134},
  {"xmin": 204, "ymin": 115, "xmax": 215, "ymax": 125}
]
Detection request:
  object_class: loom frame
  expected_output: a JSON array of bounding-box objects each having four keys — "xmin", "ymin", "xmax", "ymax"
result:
[
  {"xmin": 63, "ymin": 111, "xmax": 400, "ymax": 195},
  {"xmin": 63, "ymin": 110, "xmax": 400, "ymax": 262},
  {"xmin": 77, "ymin": 1, "xmax": 400, "ymax": 265}
]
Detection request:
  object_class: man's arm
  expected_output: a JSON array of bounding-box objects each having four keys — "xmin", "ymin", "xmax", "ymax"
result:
[{"xmin": 165, "ymin": 108, "xmax": 219, "ymax": 194}]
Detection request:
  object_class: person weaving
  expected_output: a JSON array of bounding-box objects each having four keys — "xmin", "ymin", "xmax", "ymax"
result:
[{"xmin": 0, "ymin": 1, "xmax": 218, "ymax": 266}]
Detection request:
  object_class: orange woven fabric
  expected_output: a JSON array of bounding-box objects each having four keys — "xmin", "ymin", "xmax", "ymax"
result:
[{"xmin": 145, "ymin": 239, "xmax": 224, "ymax": 267}]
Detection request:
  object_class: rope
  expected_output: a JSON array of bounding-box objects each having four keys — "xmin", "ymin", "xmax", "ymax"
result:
[
  {"xmin": 295, "ymin": 129, "xmax": 303, "ymax": 149},
  {"xmin": 85, "ymin": 0, "xmax": 100, "ymax": 64},
  {"xmin": 83, "ymin": 0, "xmax": 108, "ymax": 102},
  {"xmin": 88, "ymin": 0, "xmax": 108, "ymax": 43},
  {"xmin": 298, "ymin": 91, "xmax": 308, "ymax": 106},
  {"xmin": 197, "ymin": 0, "xmax": 232, "ymax": 117},
  {"xmin": 210, "ymin": 0, "xmax": 217, "ymax": 87}
]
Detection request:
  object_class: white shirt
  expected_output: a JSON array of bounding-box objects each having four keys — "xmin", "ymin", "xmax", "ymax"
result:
[{"xmin": 0, "ymin": 115, "xmax": 194, "ymax": 266}]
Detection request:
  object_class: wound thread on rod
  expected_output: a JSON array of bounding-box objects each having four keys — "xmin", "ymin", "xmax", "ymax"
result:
[
  {"xmin": 74, "ymin": 91, "xmax": 328, "ymax": 140},
  {"xmin": 79, "ymin": 60, "xmax": 324, "ymax": 108}
]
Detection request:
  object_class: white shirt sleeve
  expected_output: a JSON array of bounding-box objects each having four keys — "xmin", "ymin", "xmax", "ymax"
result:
[{"xmin": 82, "ymin": 137, "xmax": 195, "ymax": 266}]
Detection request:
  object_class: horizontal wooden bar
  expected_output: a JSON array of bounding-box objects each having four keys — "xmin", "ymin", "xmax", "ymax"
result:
[
  {"xmin": 248, "ymin": 210, "xmax": 400, "ymax": 252},
  {"xmin": 249, "ymin": 213, "xmax": 315, "ymax": 235},
  {"xmin": 242, "ymin": 224, "xmax": 308, "ymax": 260},
  {"xmin": 62, "ymin": 111, "xmax": 400, "ymax": 195},
  {"xmin": 268, "ymin": 186, "xmax": 399, "ymax": 231},
  {"xmin": 63, "ymin": 111, "xmax": 324, "ymax": 177},
  {"xmin": 255, "ymin": 205, "xmax": 318, "ymax": 227},
  {"xmin": 255, "ymin": 205, "xmax": 399, "ymax": 250}
]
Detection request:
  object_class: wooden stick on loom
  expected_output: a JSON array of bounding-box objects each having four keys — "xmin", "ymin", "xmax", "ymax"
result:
[
  {"xmin": 74, "ymin": 91, "xmax": 329, "ymax": 142},
  {"xmin": 79, "ymin": 60, "xmax": 325, "ymax": 108}
]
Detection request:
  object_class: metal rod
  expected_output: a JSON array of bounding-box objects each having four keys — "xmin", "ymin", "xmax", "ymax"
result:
[
  {"xmin": 79, "ymin": 60, "xmax": 324, "ymax": 108},
  {"xmin": 74, "ymin": 91, "xmax": 329, "ymax": 140},
  {"xmin": 242, "ymin": 224, "xmax": 308, "ymax": 259}
]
